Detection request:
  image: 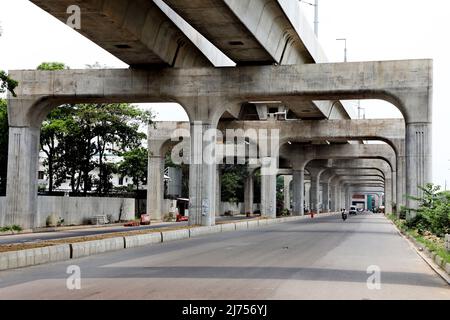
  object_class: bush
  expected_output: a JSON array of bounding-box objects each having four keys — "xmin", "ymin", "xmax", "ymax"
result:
[
  {"xmin": 0, "ymin": 225, "xmax": 23, "ymax": 233},
  {"xmin": 406, "ymin": 184, "xmax": 450, "ymax": 237}
]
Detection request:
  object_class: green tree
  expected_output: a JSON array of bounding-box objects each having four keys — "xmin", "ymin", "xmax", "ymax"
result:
[
  {"xmin": 38, "ymin": 63, "xmax": 69, "ymax": 192},
  {"xmin": 220, "ymin": 164, "xmax": 248, "ymax": 204},
  {"xmin": 37, "ymin": 62, "xmax": 67, "ymax": 71},
  {"xmin": 118, "ymin": 147, "xmax": 148, "ymax": 191},
  {"xmin": 0, "ymin": 99, "xmax": 8, "ymax": 195},
  {"xmin": 407, "ymin": 184, "xmax": 450, "ymax": 236},
  {"xmin": 0, "ymin": 70, "xmax": 17, "ymax": 97}
]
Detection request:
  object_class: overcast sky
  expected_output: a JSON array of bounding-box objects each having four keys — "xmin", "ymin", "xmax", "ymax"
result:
[{"xmin": 0, "ymin": 0, "xmax": 449, "ymax": 187}]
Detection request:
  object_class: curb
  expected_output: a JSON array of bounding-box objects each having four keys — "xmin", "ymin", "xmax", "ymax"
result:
[
  {"xmin": 0, "ymin": 213, "xmax": 339, "ymax": 272},
  {"xmin": 386, "ymin": 218, "xmax": 450, "ymax": 285}
]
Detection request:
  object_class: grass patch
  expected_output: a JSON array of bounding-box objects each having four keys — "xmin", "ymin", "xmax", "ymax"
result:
[{"xmin": 388, "ymin": 214, "xmax": 450, "ymax": 264}]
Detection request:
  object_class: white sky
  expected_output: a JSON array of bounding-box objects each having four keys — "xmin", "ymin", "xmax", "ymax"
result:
[{"xmin": 0, "ymin": 0, "xmax": 449, "ymax": 187}]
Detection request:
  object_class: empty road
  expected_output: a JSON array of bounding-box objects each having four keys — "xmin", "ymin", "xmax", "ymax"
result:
[{"xmin": 0, "ymin": 214, "xmax": 448, "ymax": 300}]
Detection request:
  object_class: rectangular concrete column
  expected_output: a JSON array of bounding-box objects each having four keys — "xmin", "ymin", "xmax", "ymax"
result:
[
  {"xmin": 305, "ymin": 181, "xmax": 311, "ymax": 212},
  {"xmin": 189, "ymin": 122, "xmax": 216, "ymax": 226},
  {"xmin": 147, "ymin": 156, "xmax": 165, "ymax": 221},
  {"xmin": 385, "ymin": 177, "xmax": 393, "ymax": 214},
  {"xmin": 283, "ymin": 175, "xmax": 292, "ymax": 211},
  {"xmin": 322, "ymin": 183, "xmax": 330, "ymax": 213},
  {"xmin": 260, "ymin": 157, "xmax": 277, "ymax": 218},
  {"xmin": 392, "ymin": 171, "xmax": 397, "ymax": 207},
  {"xmin": 292, "ymin": 170, "xmax": 305, "ymax": 216},
  {"xmin": 397, "ymin": 156, "xmax": 406, "ymax": 211},
  {"xmin": 332, "ymin": 184, "xmax": 339, "ymax": 212},
  {"xmin": 216, "ymin": 166, "xmax": 221, "ymax": 216},
  {"xmin": 4, "ymin": 126, "xmax": 40, "ymax": 229},
  {"xmin": 344, "ymin": 186, "xmax": 350, "ymax": 209},
  {"xmin": 244, "ymin": 174, "xmax": 254, "ymax": 214},
  {"xmin": 310, "ymin": 175, "xmax": 321, "ymax": 214},
  {"xmin": 405, "ymin": 123, "xmax": 432, "ymax": 216}
]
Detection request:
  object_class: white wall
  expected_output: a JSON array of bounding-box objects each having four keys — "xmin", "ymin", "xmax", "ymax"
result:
[
  {"xmin": 219, "ymin": 202, "xmax": 260, "ymax": 216},
  {"xmin": 0, "ymin": 196, "xmax": 135, "ymax": 227}
]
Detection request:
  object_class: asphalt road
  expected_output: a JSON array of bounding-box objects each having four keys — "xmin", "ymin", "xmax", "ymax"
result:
[{"xmin": 0, "ymin": 213, "xmax": 448, "ymax": 300}]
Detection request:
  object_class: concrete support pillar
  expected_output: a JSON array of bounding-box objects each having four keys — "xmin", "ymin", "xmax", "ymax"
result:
[
  {"xmin": 310, "ymin": 173, "xmax": 321, "ymax": 214},
  {"xmin": 305, "ymin": 181, "xmax": 311, "ymax": 212},
  {"xmin": 392, "ymin": 171, "xmax": 397, "ymax": 208},
  {"xmin": 344, "ymin": 186, "xmax": 350, "ymax": 209},
  {"xmin": 385, "ymin": 177, "xmax": 393, "ymax": 214},
  {"xmin": 189, "ymin": 122, "xmax": 216, "ymax": 226},
  {"xmin": 283, "ymin": 175, "xmax": 292, "ymax": 211},
  {"xmin": 292, "ymin": 170, "xmax": 305, "ymax": 216},
  {"xmin": 147, "ymin": 155, "xmax": 165, "ymax": 221},
  {"xmin": 405, "ymin": 123, "xmax": 432, "ymax": 216},
  {"xmin": 332, "ymin": 183, "xmax": 339, "ymax": 212},
  {"xmin": 339, "ymin": 183, "xmax": 345, "ymax": 210},
  {"xmin": 216, "ymin": 166, "xmax": 221, "ymax": 216},
  {"xmin": 4, "ymin": 126, "xmax": 40, "ymax": 229},
  {"xmin": 396, "ymin": 156, "xmax": 406, "ymax": 211},
  {"xmin": 260, "ymin": 157, "xmax": 277, "ymax": 218},
  {"xmin": 322, "ymin": 183, "xmax": 330, "ymax": 212},
  {"xmin": 244, "ymin": 173, "xmax": 254, "ymax": 214}
]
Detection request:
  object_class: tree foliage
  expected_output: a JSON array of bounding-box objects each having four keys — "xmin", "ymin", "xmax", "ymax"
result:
[
  {"xmin": 221, "ymin": 164, "xmax": 248, "ymax": 204},
  {"xmin": 118, "ymin": 147, "xmax": 148, "ymax": 191},
  {"xmin": 0, "ymin": 70, "xmax": 18, "ymax": 97},
  {"xmin": 37, "ymin": 62, "xmax": 153, "ymax": 195},
  {"xmin": 41, "ymin": 103, "xmax": 152, "ymax": 195},
  {"xmin": 406, "ymin": 183, "xmax": 450, "ymax": 236}
]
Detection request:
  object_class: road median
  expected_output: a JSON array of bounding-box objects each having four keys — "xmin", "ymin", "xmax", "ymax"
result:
[{"xmin": 0, "ymin": 213, "xmax": 337, "ymax": 271}]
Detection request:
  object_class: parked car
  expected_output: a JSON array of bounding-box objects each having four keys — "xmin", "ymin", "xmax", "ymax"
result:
[{"xmin": 349, "ymin": 206, "xmax": 358, "ymax": 215}]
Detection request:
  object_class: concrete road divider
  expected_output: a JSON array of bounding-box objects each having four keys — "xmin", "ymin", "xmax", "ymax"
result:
[
  {"xmin": 235, "ymin": 221, "xmax": 248, "ymax": 231},
  {"xmin": 258, "ymin": 219, "xmax": 269, "ymax": 226},
  {"xmin": 161, "ymin": 229, "xmax": 190, "ymax": 242},
  {"xmin": 247, "ymin": 220, "xmax": 259, "ymax": 229},
  {"xmin": 71, "ymin": 237, "xmax": 125, "ymax": 259},
  {"xmin": 189, "ymin": 225, "xmax": 222, "ymax": 238},
  {"xmin": 0, "ymin": 244, "xmax": 70, "ymax": 271},
  {"xmin": 124, "ymin": 233, "xmax": 162, "ymax": 248},
  {"xmin": 220, "ymin": 223, "xmax": 236, "ymax": 232}
]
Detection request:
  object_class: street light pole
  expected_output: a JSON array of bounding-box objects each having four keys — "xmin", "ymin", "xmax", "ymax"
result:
[
  {"xmin": 298, "ymin": 0, "xmax": 319, "ymax": 37},
  {"xmin": 314, "ymin": 0, "xmax": 319, "ymax": 37},
  {"xmin": 336, "ymin": 38, "xmax": 347, "ymax": 62}
]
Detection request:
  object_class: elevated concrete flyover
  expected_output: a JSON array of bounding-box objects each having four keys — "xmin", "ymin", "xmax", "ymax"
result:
[
  {"xmin": 284, "ymin": 143, "xmax": 396, "ymax": 216},
  {"xmin": 4, "ymin": 59, "xmax": 432, "ymax": 228},
  {"xmin": 163, "ymin": 0, "xmax": 315, "ymax": 66},
  {"xmin": 30, "ymin": 0, "xmax": 213, "ymax": 68},
  {"xmin": 221, "ymin": 118, "xmax": 406, "ymax": 206}
]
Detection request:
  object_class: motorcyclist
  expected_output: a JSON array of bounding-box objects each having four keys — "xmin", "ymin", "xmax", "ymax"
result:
[{"xmin": 341, "ymin": 208, "xmax": 348, "ymax": 221}]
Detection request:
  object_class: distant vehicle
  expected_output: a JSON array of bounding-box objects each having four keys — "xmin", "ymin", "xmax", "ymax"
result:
[{"xmin": 349, "ymin": 206, "xmax": 358, "ymax": 215}]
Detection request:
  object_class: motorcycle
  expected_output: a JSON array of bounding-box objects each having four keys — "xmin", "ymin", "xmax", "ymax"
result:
[{"xmin": 341, "ymin": 209, "xmax": 348, "ymax": 221}]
